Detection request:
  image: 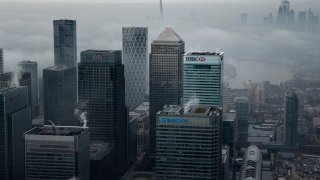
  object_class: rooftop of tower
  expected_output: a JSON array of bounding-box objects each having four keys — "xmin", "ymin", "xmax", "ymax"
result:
[
  {"xmin": 154, "ymin": 27, "xmax": 183, "ymax": 42},
  {"xmin": 25, "ymin": 125, "xmax": 87, "ymax": 136},
  {"xmin": 185, "ymin": 52, "xmax": 224, "ymax": 56},
  {"xmin": 158, "ymin": 105, "xmax": 221, "ymax": 116}
]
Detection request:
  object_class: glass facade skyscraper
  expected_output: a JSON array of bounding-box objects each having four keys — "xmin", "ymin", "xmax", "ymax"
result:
[
  {"xmin": 78, "ymin": 50, "xmax": 127, "ymax": 173},
  {"xmin": 156, "ymin": 105, "xmax": 222, "ymax": 179},
  {"xmin": 149, "ymin": 27, "xmax": 185, "ymax": 154},
  {"xmin": 183, "ymin": 52, "xmax": 224, "ymax": 107},
  {"xmin": 284, "ymin": 91, "xmax": 299, "ymax": 146},
  {"xmin": 122, "ymin": 27, "xmax": 148, "ymax": 110},
  {"xmin": 24, "ymin": 126, "xmax": 90, "ymax": 180},
  {"xmin": 53, "ymin": 19, "xmax": 77, "ymax": 67},
  {"xmin": 235, "ymin": 97, "xmax": 250, "ymax": 144},
  {"xmin": 18, "ymin": 61, "xmax": 38, "ymax": 117},
  {"xmin": 0, "ymin": 87, "xmax": 32, "ymax": 180},
  {"xmin": 43, "ymin": 66, "xmax": 77, "ymax": 126}
]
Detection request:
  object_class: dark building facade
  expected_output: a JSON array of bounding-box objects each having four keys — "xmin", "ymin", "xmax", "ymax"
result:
[
  {"xmin": 223, "ymin": 111, "xmax": 237, "ymax": 160},
  {"xmin": 43, "ymin": 66, "xmax": 77, "ymax": 126},
  {"xmin": 149, "ymin": 27, "xmax": 185, "ymax": 154},
  {"xmin": 284, "ymin": 91, "xmax": 299, "ymax": 146},
  {"xmin": 90, "ymin": 141, "xmax": 116, "ymax": 180},
  {"xmin": 24, "ymin": 126, "xmax": 90, "ymax": 180},
  {"xmin": 235, "ymin": 97, "xmax": 250, "ymax": 145},
  {"xmin": 18, "ymin": 61, "xmax": 38, "ymax": 117},
  {"xmin": 78, "ymin": 50, "xmax": 127, "ymax": 174},
  {"xmin": 0, "ymin": 87, "xmax": 32, "ymax": 180},
  {"xmin": 53, "ymin": 19, "xmax": 77, "ymax": 67}
]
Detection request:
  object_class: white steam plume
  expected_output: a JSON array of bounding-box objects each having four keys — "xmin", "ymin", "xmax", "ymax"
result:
[
  {"xmin": 74, "ymin": 108, "xmax": 88, "ymax": 128},
  {"xmin": 184, "ymin": 96, "xmax": 200, "ymax": 113},
  {"xmin": 10, "ymin": 71, "xmax": 21, "ymax": 88}
]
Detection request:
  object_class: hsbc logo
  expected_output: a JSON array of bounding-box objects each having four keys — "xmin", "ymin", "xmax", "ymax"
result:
[{"xmin": 186, "ymin": 57, "xmax": 206, "ymax": 62}]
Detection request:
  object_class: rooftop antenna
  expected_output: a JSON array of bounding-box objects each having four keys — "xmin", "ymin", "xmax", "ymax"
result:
[{"xmin": 160, "ymin": 0, "xmax": 164, "ymax": 20}]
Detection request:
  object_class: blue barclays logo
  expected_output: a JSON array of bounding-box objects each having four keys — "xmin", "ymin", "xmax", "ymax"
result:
[{"xmin": 161, "ymin": 118, "xmax": 189, "ymax": 124}]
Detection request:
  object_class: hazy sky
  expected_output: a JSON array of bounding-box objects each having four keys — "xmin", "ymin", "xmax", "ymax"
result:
[{"xmin": 0, "ymin": 1, "xmax": 319, "ymax": 88}]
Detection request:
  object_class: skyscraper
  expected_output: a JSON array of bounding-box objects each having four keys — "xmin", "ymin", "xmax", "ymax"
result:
[
  {"xmin": 0, "ymin": 87, "xmax": 32, "ymax": 180},
  {"xmin": 235, "ymin": 97, "xmax": 250, "ymax": 144},
  {"xmin": 43, "ymin": 66, "xmax": 77, "ymax": 126},
  {"xmin": 284, "ymin": 91, "xmax": 299, "ymax": 146},
  {"xmin": 241, "ymin": 145, "xmax": 262, "ymax": 180},
  {"xmin": 122, "ymin": 27, "xmax": 148, "ymax": 110},
  {"xmin": 18, "ymin": 61, "xmax": 38, "ymax": 116},
  {"xmin": 24, "ymin": 126, "xmax": 90, "ymax": 180},
  {"xmin": 78, "ymin": 50, "xmax": 127, "ymax": 173},
  {"xmin": 0, "ymin": 49, "xmax": 3, "ymax": 74},
  {"xmin": 223, "ymin": 111, "xmax": 237, "ymax": 160},
  {"xmin": 183, "ymin": 52, "xmax": 224, "ymax": 107},
  {"xmin": 53, "ymin": 19, "xmax": 77, "ymax": 67},
  {"xmin": 149, "ymin": 27, "xmax": 185, "ymax": 153},
  {"xmin": 156, "ymin": 105, "xmax": 222, "ymax": 179},
  {"xmin": 0, "ymin": 72, "xmax": 32, "ymax": 107},
  {"xmin": 277, "ymin": 0, "xmax": 295, "ymax": 27}
]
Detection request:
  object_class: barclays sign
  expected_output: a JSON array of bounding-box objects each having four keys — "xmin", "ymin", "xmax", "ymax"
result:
[{"xmin": 161, "ymin": 118, "xmax": 189, "ymax": 124}]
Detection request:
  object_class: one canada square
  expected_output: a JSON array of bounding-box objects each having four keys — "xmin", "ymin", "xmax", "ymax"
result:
[
  {"xmin": 149, "ymin": 27, "xmax": 185, "ymax": 153},
  {"xmin": 122, "ymin": 27, "xmax": 148, "ymax": 110}
]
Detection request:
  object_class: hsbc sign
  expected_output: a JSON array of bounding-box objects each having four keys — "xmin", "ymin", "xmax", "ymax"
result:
[{"xmin": 186, "ymin": 57, "xmax": 206, "ymax": 62}]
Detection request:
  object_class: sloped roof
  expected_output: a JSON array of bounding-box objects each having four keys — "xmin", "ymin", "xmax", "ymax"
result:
[{"xmin": 155, "ymin": 27, "xmax": 183, "ymax": 42}]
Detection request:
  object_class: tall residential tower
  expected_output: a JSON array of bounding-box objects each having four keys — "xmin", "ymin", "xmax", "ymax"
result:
[
  {"xmin": 0, "ymin": 49, "xmax": 3, "ymax": 73},
  {"xmin": 53, "ymin": 19, "xmax": 77, "ymax": 67},
  {"xmin": 122, "ymin": 27, "xmax": 148, "ymax": 110},
  {"xmin": 284, "ymin": 91, "xmax": 299, "ymax": 146},
  {"xmin": 0, "ymin": 87, "xmax": 32, "ymax": 180}
]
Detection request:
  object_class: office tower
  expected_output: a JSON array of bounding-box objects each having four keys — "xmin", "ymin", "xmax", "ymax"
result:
[
  {"xmin": 0, "ymin": 87, "xmax": 32, "ymax": 180},
  {"xmin": 241, "ymin": 145, "xmax": 262, "ymax": 180},
  {"xmin": 183, "ymin": 52, "xmax": 224, "ymax": 107},
  {"xmin": 122, "ymin": 27, "xmax": 148, "ymax": 110},
  {"xmin": 0, "ymin": 49, "xmax": 3, "ymax": 74},
  {"xmin": 277, "ymin": 0, "xmax": 294, "ymax": 27},
  {"xmin": 0, "ymin": 72, "xmax": 32, "ymax": 105},
  {"xmin": 284, "ymin": 91, "xmax": 298, "ymax": 146},
  {"xmin": 18, "ymin": 61, "xmax": 38, "ymax": 116},
  {"xmin": 156, "ymin": 105, "xmax": 222, "ymax": 179},
  {"xmin": 90, "ymin": 142, "xmax": 116, "ymax": 180},
  {"xmin": 53, "ymin": 19, "xmax": 77, "ymax": 67},
  {"xmin": 43, "ymin": 66, "xmax": 77, "ymax": 126},
  {"xmin": 149, "ymin": 27, "xmax": 185, "ymax": 153},
  {"xmin": 78, "ymin": 50, "xmax": 126, "ymax": 173},
  {"xmin": 223, "ymin": 111, "xmax": 237, "ymax": 160},
  {"xmin": 24, "ymin": 126, "xmax": 89, "ymax": 180},
  {"xmin": 244, "ymin": 80, "xmax": 256, "ymax": 109},
  {"xmin": 235, "ymin": 97, "xmax": 250, "ymax": 144},
  {"xmin": 298, "ymin": 11, "xmax": 307, "ymax": 31},
  {"xmin": 223, "ymin": 85, "xmax": 234, "ymax": 111}
]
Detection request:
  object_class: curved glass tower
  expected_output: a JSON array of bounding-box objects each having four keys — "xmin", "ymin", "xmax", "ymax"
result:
[{"xmin": 122, "ymin": 27, "xmax": 148, "ymax": 110}]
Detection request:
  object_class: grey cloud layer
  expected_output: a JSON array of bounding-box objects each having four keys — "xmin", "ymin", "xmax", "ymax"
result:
[{"xmin": 0, "ymin": 2, "xmax": 319, "ymax": 87}]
